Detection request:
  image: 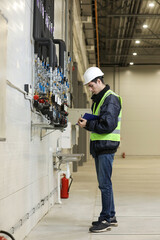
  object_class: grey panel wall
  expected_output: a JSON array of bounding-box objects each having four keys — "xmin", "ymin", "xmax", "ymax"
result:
[
  {"xmin": 102, "ymin": 66, "xmax": 160, "ymax": 156},
  {"xmin": 72, "ymin": 62, "xmax": 88, "ymax": 169},
  {"xmin": 72, "ymin": 62, "xmax": 79, "ymax": 108}
]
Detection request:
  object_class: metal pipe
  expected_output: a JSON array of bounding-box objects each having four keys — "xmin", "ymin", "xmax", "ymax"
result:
[
  {"xmin": 99, "ymin": 14, "xmax": 160, "ymax": 18},
  {"xmin": 154, "ymin": 0, "xmax": 160, "ymax": 5},
  {"xmin": 101, "ymin": 37, "xmax": 160, "ymax": 40},
  {"xmin": 65, "ymin": 0, "xmax": 68, "ymax": 79},
  {"xmin": 61, "ymin": 0, "xmax": 65, "ymax": 39},
  {"xmin": 52, "ymin": 39, "xmax": 66, "ymax": 73},
  {"xmin": 115, "ymin": 0, "xmax": 141, "ymax": 66},
  {"xmin": 103, "ymin": 54, "xmax": 160, "ymax": 57},
  {"xmin": 147, "ymin": 28, "xmax": 160, "ymax": 39},
  {"xmin": 65, "ymin": 0, "xmax": 68, "ymax": 52},
  {"xmin": 95, "ymin": 0, "xmax": 100, "ymax": 67},
  {"xmin": 33, "ymin": 38, "xmax": 54, "ymax": 67},
  {"xmin": 86, "ymin": 35, "xmax": 160, "ymax": 39},
  {"xmin": 100, "ymin": 63, "xmax": 160, "ymax": 66},
  {"xmin": 33, "ymin": 0, "xmax": 55, "ymax": 68},
  {"xmin": 100, "ymin": 46, "xmax": 160, "ymax": 49},
  {"xmin": 114, "ymin": 0, "xmax": 126, "ymax": 64},
  {"xmin": 69, "ymin": 0, "xmax": 73, "ymax": 93}
]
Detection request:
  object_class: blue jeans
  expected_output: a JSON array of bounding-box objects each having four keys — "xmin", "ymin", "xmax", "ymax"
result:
[{"xmin": 94, "ymin": 153, "xmax": 115, "ymax": 222}]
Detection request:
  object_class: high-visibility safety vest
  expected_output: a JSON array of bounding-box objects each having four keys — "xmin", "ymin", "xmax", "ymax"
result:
[{"xmin": 90, "ymin": 90, "xmax": 122, "ymax": 142}]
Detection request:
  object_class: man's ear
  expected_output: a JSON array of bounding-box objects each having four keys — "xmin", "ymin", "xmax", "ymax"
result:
[{"xmin": 97, "ymin": 78, "xmax": 101, "ymax": 84}]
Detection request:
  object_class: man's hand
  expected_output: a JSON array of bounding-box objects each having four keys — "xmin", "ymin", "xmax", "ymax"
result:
[{"xmin": 78, "ymin": 117, "xmax": 87, "ymax": 128}]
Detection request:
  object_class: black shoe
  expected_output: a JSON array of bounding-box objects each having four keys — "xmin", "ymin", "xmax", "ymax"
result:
[
  {"xmin": 92, "ymin": 216, "xmax": 118, "ymax": 227},
  {"xmin": 89, "ymin": 220, "xmax": 111, "ymax": 233},
  {"xmin": 110, "ymin": 216, "xmax": 118, "ymax": 227},
  {"xmin": 92, "ymin": 219, "xmax": 101, "ymax": 226}
]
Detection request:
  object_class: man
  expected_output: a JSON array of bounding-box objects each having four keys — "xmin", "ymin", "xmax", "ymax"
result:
[{"xmin": 78, "ymin": 67, "xmax": 122, "ymax": 233}]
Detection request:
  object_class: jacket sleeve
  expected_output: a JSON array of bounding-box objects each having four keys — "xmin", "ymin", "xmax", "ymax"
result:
[{"xmin": 85, "ymin": 95, "xmax": 121, "ymax": 134}]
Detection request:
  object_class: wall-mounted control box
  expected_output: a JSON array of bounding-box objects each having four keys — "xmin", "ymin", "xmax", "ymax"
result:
[{"xmin": 24, "ymin": 84, "xmax": 32, "ymax": 95}]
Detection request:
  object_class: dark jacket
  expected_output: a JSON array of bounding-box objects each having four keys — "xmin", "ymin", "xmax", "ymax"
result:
[{"xmin": 85, "ymin": 85, "xmax": 121, "ymax": 158}]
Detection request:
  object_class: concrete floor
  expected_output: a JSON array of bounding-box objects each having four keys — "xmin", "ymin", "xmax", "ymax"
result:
[{"xmin": 25, "ymin": 156, "xmax": 160, "ymax": 240}]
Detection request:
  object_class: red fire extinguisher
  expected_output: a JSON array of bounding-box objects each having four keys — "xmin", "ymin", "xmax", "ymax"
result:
[
  {"xmin": 61, "ymin": 174, "xmax": 73, "ymax": 199},
  {"xmin": 0, "ymin": 237, "xmax": 7, "ymax": 240}
]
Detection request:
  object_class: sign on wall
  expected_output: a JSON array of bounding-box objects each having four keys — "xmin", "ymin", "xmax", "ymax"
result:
[{"xmin": 0, "ymin": 13, "xmax": 7, "ymax": 141}]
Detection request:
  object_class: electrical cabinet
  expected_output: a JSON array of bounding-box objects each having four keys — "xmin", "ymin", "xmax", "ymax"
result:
[{"xmin": 32, "ymin": 0, "xmax": 70, "ymax": 129}]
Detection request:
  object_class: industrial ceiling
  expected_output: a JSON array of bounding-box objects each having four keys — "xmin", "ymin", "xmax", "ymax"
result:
[{"xmin": 80, "ymin": 0, "xmax": 160, "ymax": 67}]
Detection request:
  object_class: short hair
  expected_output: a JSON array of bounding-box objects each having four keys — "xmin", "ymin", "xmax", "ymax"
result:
[{"xmin": 91, "ymin": 76, "xmax": 104, "ymax": 84}]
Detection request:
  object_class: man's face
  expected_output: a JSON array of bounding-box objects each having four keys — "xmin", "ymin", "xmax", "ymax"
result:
[{"xmin": 87, "ymin": 80, "xmax": 100, "ymax": 95}]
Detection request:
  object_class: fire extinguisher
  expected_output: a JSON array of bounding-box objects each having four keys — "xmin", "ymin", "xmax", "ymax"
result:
[
  {"xmin": 61, "ymin": 174, "xmax": 73, "ymax": 199},
  {"xmin": 0, "ymin": 231, "xmax": 15, "ymax": 240}
]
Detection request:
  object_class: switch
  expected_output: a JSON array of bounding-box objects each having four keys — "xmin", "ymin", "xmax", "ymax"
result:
[{"xmin": 24, "ymin": 84, "xmax": 32, "ymax": 95}]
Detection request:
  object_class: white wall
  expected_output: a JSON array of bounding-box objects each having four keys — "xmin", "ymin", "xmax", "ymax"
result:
[
  {"xmin": 0, "ymin": 0, "xmax": 90, "ymax": 239},
  {"xmin": 54, "ymin": 0, "xmax": 65, "ymax": 39},
  {"xmin": 0, "ymin": 1, "xmax": 65, "ymax": 239},
  {"xmin": 0, "ymin": 13, "xmax": 7, "ymax": 140},
  {"xmin": 72, "ymin": 1, "xmax": 91, "ymax": 102},
  {"xmin": 54, "ymin": 0, "xmax": 65, "ymax": 66},
  {"xmin": 102, "ymin": 66, "xmax": 160, "ymax": 156}
]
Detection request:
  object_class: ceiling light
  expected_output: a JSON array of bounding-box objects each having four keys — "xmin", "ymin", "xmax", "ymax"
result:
[
  {"xmin": 143, "ymin": 24, "xmax": 148, "ymax": 29},
  {"xmin": 149, "ymin": 3, "xmax": 155, "ymax": 7},
  {"xmin": 130, "ymin": 62, "xmax": 134, "ymax": 65},
  {"xmin": 135, "ymin": 40, "xmax": 140, "ymax": 44},
  {"xmin": 133, "ymin": 52, "xmax": 137, "ymax": 56}
]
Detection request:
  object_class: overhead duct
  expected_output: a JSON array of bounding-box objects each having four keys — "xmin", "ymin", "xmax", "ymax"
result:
[
  {"xmin": 33, "ymin": 0, "xmax": 56, "ymax": 68},
  {"xmin": 53, "ymin": 39, "xmax": 66, "ymax": 74}
]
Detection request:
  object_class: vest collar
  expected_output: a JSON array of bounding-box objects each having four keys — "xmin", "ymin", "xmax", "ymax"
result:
[{"xmin": 91, "ymin": 85, "xmax": 110, "ymax": 108}]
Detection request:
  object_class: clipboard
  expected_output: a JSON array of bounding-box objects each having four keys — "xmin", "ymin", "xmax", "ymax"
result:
[{"xmin": 82, "ymin": 113, "xmax": 99, "ymax": 121}]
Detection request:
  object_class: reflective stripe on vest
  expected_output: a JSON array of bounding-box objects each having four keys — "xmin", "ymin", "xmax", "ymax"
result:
[{"xmin": 90, "ymin": 90, "xmax": 122, "ymax": 142}]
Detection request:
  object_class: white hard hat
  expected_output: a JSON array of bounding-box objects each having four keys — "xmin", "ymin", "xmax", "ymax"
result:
[{"xmin": 83, "ymin": 67, "xmax": 104, "ymax": 85}]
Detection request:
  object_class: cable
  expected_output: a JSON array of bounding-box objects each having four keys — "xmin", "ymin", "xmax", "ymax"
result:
[
  {"xmin": 6, "ymin": 80, "xmax": 35, "ymax": 111},
  {"xmin": 6, "ymin": 80, "xmax": 26, "ymax": 94}
]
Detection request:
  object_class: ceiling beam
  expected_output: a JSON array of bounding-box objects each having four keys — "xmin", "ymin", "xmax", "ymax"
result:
[
  {"xmin": 86, "ymin": 36, "xmax": 160, "ymax": 40},
  {"xmin": 98, "ymin": 46, "xmax": 160, "ymax": 49},
  {"xmin": 100, "ymin": 54, "xmax": 160, "ymax": 56},
  {"xmin": 100, "ymin": 63, "xmax": 160, "ymax": 66},
  {"xmin": 98, "ymin": 14, "xmax": 160, "ymax": 18},
  {"xmin": 104, "ymin": 37, "xmax": 160, "ymax": 40}
]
